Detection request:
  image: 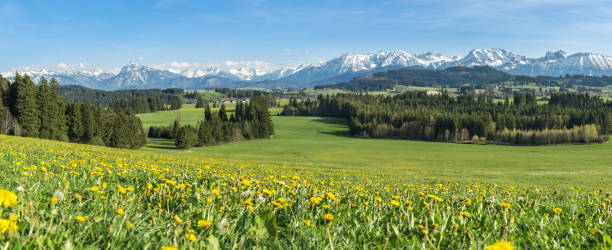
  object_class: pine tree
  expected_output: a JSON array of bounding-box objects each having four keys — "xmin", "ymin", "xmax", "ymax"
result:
[
  {"xmin": 80, "ymin": 103, "xmax": 95, "ymax": 143},
  {"xmin": 14, "ymin": 74, "xmax": 40, "ymax": 137},
  {"xmin": 219, "ymin": 104, "xmax": 228, "ymax": 121},
  {"xmin": 66, "ymin": 103, "xmax": 83, "ymax": 142},
  {"xmin": 204, "ymin": 103, "xmax": 212, "ymax": 121}
]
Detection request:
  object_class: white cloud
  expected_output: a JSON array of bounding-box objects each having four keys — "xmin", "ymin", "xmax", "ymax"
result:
[{"xmin": 56, "ymin": 63, "xmax": 69, "ymax": 69}]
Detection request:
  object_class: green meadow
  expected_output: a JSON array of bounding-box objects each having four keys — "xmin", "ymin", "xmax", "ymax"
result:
[{"xmin": 138, "ymin": 107, "xmax": 612, "ymax": 188}]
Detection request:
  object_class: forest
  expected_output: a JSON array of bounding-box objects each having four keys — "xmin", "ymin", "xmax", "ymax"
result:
[
  {"xmin": 315, "ymin": 66, "xmax": 612, "ymax": 91},
  {"xmin": 281, "ymin": 92, "xmax": 612, "ymax": 145},
  {"xmin": 0, "ymin": 74, "xmax": 147, "ymax": 148},
  {"xmin": 59, "ymin": 85, "xmax": 183, "ymax": 113},
  {"xmin": 148, "ymin": 95, "xmax": 274, "ymax": 148}
]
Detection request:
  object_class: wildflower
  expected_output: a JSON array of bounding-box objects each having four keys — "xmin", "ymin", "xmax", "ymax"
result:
[
  {"xmin": 211, "ymin": 189, "xmax": 220, "ymax": 196},
  {"xmin": 173, "ymin": 215, "xmax": 182, "ymax": 224},
  {"xmin": 390, "ymin": 200, "xmax": 400, "ymax": 207},
  {"xmin": 242, "ymin": 198, "xmax": 253, "ymax": 206},
  {"xmin": 461, "ymin": 211, "xmax": 471, "ymax": 218},
  {"xmin": 117, "ymin": 208, "xmax": 125, "ymax": 215},
  {"xmin": 485, "ymin": 241, "xmax": 515, "ymax": 250},
  {"xmin": 50, "ymin": 196, "xmax": 58, "ymax": 205},
  {"xmin": 219, "ymin": 218, "xmax": 230, "ymax": 234},
  {"xmin": 239, "ymin": 179, "xmax": 252, "ymax": 187},
  {"xmin": 552, "ymin": 207, "xmax": 562, "ymax": 214},
  {"xmin": 90, "ymin": 186, "xmax": 99, "ymax": 192},
  {"xmin": 126, "ymin": 220, "xmax": 134, "ymax": 229},
  {"xmin": 323, "ymin": 213, "xmax": 334, "ymax": 222},
  {"xmin": 427, "ymin": 194, "xmax": 443, "ymax": 202},
  {"xmin": 309, "ymin": 196, "xmax": 322, "ymax": 205},
  {"xmin": 271, "ymin": 200, "xmax": 283, "ymax": 208},
  {"xmin": 255, "ymin": 196, "xmax": 266, "ymax": 203},
  {"xmin": 198, "ymin": 219, "xmax": 212, "ymax": 228},
  {"xmin": 0, "ymin": 219, "xmax": 18, "ymax": 233},
  {"xmin": 0, "ymin": 189, "xmax": 18, "ymax": 208},
  {"xmin": 262, "ymin": 188, "xmax": 273, "ymax": 197},
  {"xmin": 303, "ymin": 219, "xmax": 311, "ymax": 226},
  {"xmin": 326, "ymin": 193, "xmax": 336, "ymax": 201},
  {"xmin": 75, "ymin": 216, "xmax": 87, "ymax": 222},
  {"xmin": 15, "ymin": 187, "xmax": 24, "ymax": 193},
  {"xmin": 160, "ymin": 246, "xmax": 179, "ymax": 250},
  {"xmin": 185, "ymin": 233, "xmax": 197, "ymax": 242},
  {"xmin": 500, "ymin": 203, "xmax": 512, "ymax": 209}
]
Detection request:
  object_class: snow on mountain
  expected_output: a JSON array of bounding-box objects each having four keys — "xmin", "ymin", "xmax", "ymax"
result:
[
  {"xmin": 4, "ymin": 49, "xmax": 612, "ymax": 90},
  {"xmin": 278, "ymin": 50, "xmax": 456, "ymax": 84}
]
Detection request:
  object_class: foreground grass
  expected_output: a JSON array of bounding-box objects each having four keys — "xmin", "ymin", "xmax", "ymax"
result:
[
  {"xmin": 140, "ymin": 116, "xmax": 612, "ymax": 188},
  {"xmin": 0, "ymin": 135, "xmax": 610, "ymax": 249}
]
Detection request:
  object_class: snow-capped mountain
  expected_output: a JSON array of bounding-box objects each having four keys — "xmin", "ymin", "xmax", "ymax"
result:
[
  {"xmin": 3, "ymin": 48, "xmax": 612, "ymax": 90},
  {"xmin": 279, "ymin": 50, "xmax": 456, "ymax": 84}
]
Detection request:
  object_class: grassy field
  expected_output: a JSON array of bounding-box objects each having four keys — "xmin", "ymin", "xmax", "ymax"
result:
[{"xmin": 139, "ymin": 114, "xmax": 612, "ymax": 188}]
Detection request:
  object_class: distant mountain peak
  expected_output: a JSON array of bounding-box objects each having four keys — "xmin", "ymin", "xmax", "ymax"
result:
[
  {"xmin": 544, "ymin": 50, "xmax": 568, "ymax": 60},
  {"xmin": 4, "ymin": 48, "xmax": 612, "ymax": 90}
]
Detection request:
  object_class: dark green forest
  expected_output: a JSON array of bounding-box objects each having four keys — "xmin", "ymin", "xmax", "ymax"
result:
[
  {"xmin": 1, "ymin": 74, "xmax": 147, "ymax": 149},
  {"xmin": 315, "ymin": 66, "xmax": 612, "ymax": 91},
  {"xmin": 281, "ymin": 92, "xmax": 612, "ymax": 145},
  {"xmin": 59, "ymin": 85, "xmax": 183, "ymax": 113},
  {"xmin": 149, "ymin": 95, "xmax": 274, "ymax": 149}
]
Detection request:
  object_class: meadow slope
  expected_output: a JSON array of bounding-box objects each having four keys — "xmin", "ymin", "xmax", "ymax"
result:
[{"xmin": 140, "ymin": 114, "xmax": 612, "ymax": 188}]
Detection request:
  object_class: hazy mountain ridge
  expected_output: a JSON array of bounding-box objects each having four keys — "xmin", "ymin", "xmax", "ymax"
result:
[{"xmin": 3, "ymin": 49, "xmax": 612, "ymax": 90}]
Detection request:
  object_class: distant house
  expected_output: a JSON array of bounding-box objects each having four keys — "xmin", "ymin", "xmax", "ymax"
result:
[{"xmin": 426, "ymin": 90, "xmax": 441, "ymax": 95}]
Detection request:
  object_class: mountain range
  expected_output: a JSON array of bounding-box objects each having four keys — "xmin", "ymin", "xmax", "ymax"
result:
[{"xmin": 3, "ymin": 48, "xmax": 612, "ymax": 90}]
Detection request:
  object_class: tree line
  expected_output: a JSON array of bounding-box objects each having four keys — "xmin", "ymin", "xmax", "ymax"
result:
[
  {"xmin": 59, "ymin": 85, "xmax": 183, "ymax": 114},
  {"xmin": 281, "ymin": 92, "xmax": 611, "ymax": 145},
  {"xmin": 148, "ymin": 95, "xmax": 274, "ymax": 149},
  {"xmin": 1, "ymin": 74, "xmax": 147, "ymax": 149}
]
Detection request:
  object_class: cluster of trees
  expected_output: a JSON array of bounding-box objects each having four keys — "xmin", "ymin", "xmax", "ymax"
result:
[
  {"xmin": 149, "ymin": 96, "xmax": 274, "ymax": 149},
  {"xmin": 1, "ymin": 74, "xmax": 147, "ymax": 149},
  {"xmin": 59, "ymin": 85, "xmax": 183, "ymax": 113},
  {"xmin": 281, "ymin": 92, "xmax": 611, "ymax": 145},
  {"xmin": 315, "ymin": 66, "xmax": 612, "ymax": 91},
  {"xmin": 496, "ymin": 124, "xmax": 603, "ymax": 145},
  {"xmin": 214, "ymin": 88, "xmax": 271, "ymax": 98}
]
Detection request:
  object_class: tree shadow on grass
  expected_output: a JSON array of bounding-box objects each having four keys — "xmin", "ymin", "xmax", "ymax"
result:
[
  {"xmin": 311, "ymin": 117, "xmax": 353, "ymax": 138},
  {"xmin": 146, "ymin": 138, "xmax": 179, "ymax": 150}
]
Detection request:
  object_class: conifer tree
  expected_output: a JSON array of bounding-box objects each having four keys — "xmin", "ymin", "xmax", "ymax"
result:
[{"xmin": 14, "ymin": 74, "xmax": 40, "ymax": 137}]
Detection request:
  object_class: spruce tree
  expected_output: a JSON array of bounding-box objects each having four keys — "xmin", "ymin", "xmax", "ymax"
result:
[
  {"xmin": 66, "ymin": 103, "xmax": 83, "ymax": 142},
  {"xmin": 14, "ymin": 74, "xmax": 40, "ymax": 137}
]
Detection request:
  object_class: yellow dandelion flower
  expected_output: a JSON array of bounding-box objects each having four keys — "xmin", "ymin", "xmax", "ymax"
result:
[
  {"xmin": 160, "ymin": 246, "xmax": 178, "ymax": 250},
  {"xmin": 323, "ymin": 213, "xmax": 334, "ymax": 222},
  {"xmin": 390, "ymin": 200, "xmax": 400, "ymax": 207},
  {"xmin": 173, "ymin": 215, "xmax": 182, "ymax": 224},
  {"xmin": 303, "ymin": 219, "xmax": 311, "ymax": 226},
  {"xmin": 75, "ymin": 216, "xmax": 87, "ymax": 222},
  {"xmin": 0, "ymin": 219, "xmax": 18, "ymax": 233},
  {"xmin": 198, "ymin": 219, "xmax": 212, "ymax": 228},
  {"xmin": 461, "ymin": 211, "xmax": 471, "ymax": 218},
  {"xmin": 185, "ymin": 233, "xmax": 197, "ymax": 242},
  {"xmin": 427, "ymin": 194, "xmax": 443, "ymax": 202},
  {"xmin": 0, "ymin": 189, "xmax": 18, "ymax": 208},
  {"xmin": 485, "ymin": 241, "xmax": 515, "ymax": 250},
  {"xmin": 552, "ymin": 208, "xmax": 562, "ymax": 214},
  {"xmin": 117, "ymin": 208, "xmax": 125, "ymax": 215}
]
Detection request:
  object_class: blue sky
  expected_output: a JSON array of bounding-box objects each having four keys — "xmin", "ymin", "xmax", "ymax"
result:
[{"xmin": 2, "ymin": 0, "xmax": 612, "ymax": 71}]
